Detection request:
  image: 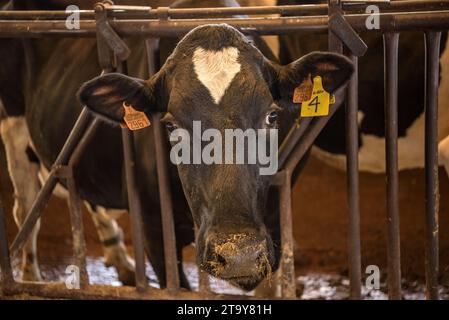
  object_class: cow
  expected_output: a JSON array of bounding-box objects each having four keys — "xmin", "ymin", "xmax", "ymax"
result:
[
  {"xmin": 0, "ymin": 0, "xmax": 353, "ymax": 290},
  {"xmin": 276, "ymin": 0, "xmax": 449, "ymax": 177},
  {"xmin": 0, "ymin": 0, "xmax": 180, "ymax": 286}
]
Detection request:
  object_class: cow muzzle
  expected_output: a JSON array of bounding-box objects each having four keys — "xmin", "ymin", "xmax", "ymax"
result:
[{"xmin": 201, "ymin": 232, "xmax": 273, "ymax": 291}]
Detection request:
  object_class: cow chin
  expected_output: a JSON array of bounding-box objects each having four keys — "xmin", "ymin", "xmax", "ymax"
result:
[{"xmin": 228, "ymin": 275, "xmax": 265, "ymax": 291}]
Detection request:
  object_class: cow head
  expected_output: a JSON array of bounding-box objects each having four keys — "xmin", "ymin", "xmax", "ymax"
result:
[{"xmin": 78, "ymin": 24, "xmax": 353, "ymax": 290}]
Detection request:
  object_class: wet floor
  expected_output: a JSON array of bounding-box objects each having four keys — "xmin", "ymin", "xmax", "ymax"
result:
[{"xmin": 9, "ymin": 255, "xmax": 449, "ymax": 300}]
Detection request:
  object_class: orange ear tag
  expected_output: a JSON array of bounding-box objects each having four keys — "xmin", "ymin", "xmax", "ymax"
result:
[
  {"xmin": 293, "ymin": 74, "xmax": 313, "ymax": 103},
  {"xmin": 122, "ymin": 101, "xmax": 151, "ymax": 131}
]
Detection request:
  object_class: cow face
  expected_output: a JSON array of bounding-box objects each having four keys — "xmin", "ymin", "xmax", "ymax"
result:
[{"xmin": 78, "ymin": 24, "xmax": 353, "ymax": 290}]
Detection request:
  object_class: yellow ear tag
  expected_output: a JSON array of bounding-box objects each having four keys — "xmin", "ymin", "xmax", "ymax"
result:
[
  {"xmin": 123, "ymin": 102, "xmax": 151, "ymax": 131},
  {"xmin": 300, "ymin": 76, "xmax": 330, "ymax": 117}
]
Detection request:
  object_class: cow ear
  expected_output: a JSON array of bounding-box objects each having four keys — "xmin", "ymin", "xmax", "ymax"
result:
[
  {"xmin": 77, "ymin": 73, "xmax": 160, "ymax": 124},
  {"xmin": 268, "ymin": 52, "xmax": 354, "ymax": 108}
]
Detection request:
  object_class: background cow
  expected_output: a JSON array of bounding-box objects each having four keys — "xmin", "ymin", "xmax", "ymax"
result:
[{"xmin": 0, "ymin": 0, "xmax": 353, "ymax": 290}]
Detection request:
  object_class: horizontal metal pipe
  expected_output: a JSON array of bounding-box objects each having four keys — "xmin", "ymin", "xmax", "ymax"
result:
[
  {"xmin": 1, "ymin": 11, "xmax": 449, "ymax": 38},
  {"xmin": 0, "ymin": 1, "xmax": 448, "ymax": 20},
  {"xmin": 2, "ymin": 282, "xmax": 246, "ymax": 300}
]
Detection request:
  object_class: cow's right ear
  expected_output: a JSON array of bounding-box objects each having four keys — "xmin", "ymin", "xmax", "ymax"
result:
[{"xmin": 77, "ymin": 73, "xmax": 159, "ymax": 124}]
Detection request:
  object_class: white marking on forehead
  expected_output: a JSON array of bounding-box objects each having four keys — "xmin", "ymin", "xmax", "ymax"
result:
[{"xmin": 193, "ymin": 46, "xmax": 241, "ymax": 105}]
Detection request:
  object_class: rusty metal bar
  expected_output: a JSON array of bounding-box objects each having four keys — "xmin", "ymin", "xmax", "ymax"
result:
[
  {"xmin": 0, "ymin": 197, "xmax": 13, "ymax": 290},
  {"xmin": 424, "ymin": 31, "xmax": 441, "ymax": 300},
  {"xmin": 4, "ymin": 281, "xmax": 244, "ymax": 300},
  {"xmin": 328, "ymin": 0, "xmax": 343, "ymax": 53},
  {"xmin": 346, "ymin": 54, "xmax": 362, "ymax": 300},
  {"xmin": 284, "ymin": 92, "xmax": 345, "ymax": 173},
  {"xmin": 1, "ymin": 1, "xmax": 448, "ymax": 20},
  {"xmin": 152, "ymin": 113, "xmax": 180, "ymax": 293},
  {"xmin": 119, "ymin": 58, "xmax": 147, "ymax": 293},
  {"xmin": 121, "ymin": 128, "xmax": 148, "ymax": 293},
  {"xmin": 194, "ymin": 226, "xmax": 211, "ymax": 295},
  {"xmin": 66, "ymin": 171, "xmax": 89, "ymax": 289},
  {"xmin": 1, "ymin": 11, "xmax": 449, "ymax": 38},
  {"xmin": 64, "ymin": 118, "xmax": 101, "ymax": 289},
  {"xmin": 9, "ymin": 107, "xmax": 92, "ymax": 256},
  {"xmin": 278, "ymin": 170, "xmax": 296, "ymax": 298},
  {"xmin": 278, "ymin": 118, "xmax": 313, "ymax": 170},
  {"xmin": 384, "ymin": 32, "xmax": 402, "ymax": 300}
]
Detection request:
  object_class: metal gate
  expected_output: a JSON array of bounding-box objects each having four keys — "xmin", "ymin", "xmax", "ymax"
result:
[{"xmin": 0, "ymin": 0, "xmax": 448, "ymax": 300}]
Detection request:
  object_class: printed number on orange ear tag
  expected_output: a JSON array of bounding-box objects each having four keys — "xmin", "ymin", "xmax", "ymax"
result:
[
  {"xmin": 123, "ymin": 102, "xmax": 151, "ymax": 131},
  {"xmin": 293, "ymin": 75, "xmax": 313, "ymax": 103},
  {"xmin": 300, "ymin": 76, "xmax": 330, "ymax": 117}
]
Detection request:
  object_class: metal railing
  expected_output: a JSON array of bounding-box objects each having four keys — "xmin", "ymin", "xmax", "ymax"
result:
[{"xmin": 0, "ymin": 0, "xmax": 448, "ymax": 300}]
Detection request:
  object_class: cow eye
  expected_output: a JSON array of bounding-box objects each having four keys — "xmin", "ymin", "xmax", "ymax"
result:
[
  {"xmin": 165, "ymin": 122, "xmax": 177, "ymax": 133},
  {"xmin": 265, "ymin": 111, "xmax": 278, "ymax": 126}
]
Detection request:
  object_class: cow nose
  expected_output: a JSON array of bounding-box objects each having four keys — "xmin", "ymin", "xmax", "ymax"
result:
[{"xmin": 204, "ymin": 233, "xmax": 270, "ymax": 279}]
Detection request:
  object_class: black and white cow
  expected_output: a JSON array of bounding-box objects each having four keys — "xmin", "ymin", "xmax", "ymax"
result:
[
  {"xmin": 277, "ymin": 0, "xmax": 449, "ymax": 176},
  {"xmin": 0, "ymin": 0, "xmax": 167, "ymax": 285},
  {"xmin": 0, "ymin": 0, "xmax": 353, "ymax": 290}
]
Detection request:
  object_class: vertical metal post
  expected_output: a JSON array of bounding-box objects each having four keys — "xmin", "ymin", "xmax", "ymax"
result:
[
  {"xmin": 121, "ymin": 129, "xmax": 148, "ymax": 293},
  {"xmin": 346, "ymin": 54, "xmax": 362, "ymax": 300},
  {"xmin": 384, "ymin": 32, "xmax": 402, "ymax": 300},
  {"xmin": 66, "ymin": 174, "xmax": 89, "ymax": 288},
  {"xmin": 279, "ymin": 171, "xmax": 296, "ymax": 298},
  {"xmin": 64, "ymin": 119, "xmax": 101, "ymax": 289},
  {"xmin": 328, "ymin": 0, "xmax": 343, "ymax": 54},
  {"xmin": 195, "ymin": 226, "xmax": 210, "ymax": 294},
  {"xmin": 0, "ymin": 197, "xmax": 13, "ymax": 292},
  {"xmin": 152, "ymin": 113, "xmax": 180, "ymax": 293},
  {"xmin": 424, "ymin": 31, "xmax": 441, "ymax": 300}
]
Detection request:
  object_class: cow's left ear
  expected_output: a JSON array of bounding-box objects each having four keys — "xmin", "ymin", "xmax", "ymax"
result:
[
  {"xmin": 266, "ymin": 52, "xmax": 354, "ymax": 107},
  {"xmin": 77, "ymin": 72, "xmax": 165, "ymax": 124}
]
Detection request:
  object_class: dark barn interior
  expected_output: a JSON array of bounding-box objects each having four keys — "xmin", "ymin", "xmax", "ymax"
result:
[{"xmin": 1, "ymin": 0, "xmax": 449, "ymax": 301}]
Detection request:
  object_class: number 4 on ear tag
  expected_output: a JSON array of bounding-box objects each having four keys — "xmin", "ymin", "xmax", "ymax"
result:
[{"xmin": 300, "ymin": 76, "xmax": 330, "ymax": 117}]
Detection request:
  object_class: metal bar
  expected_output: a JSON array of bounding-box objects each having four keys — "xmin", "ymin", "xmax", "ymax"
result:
[
  {"xmin": 284, "ymin": 92, "xmax": 345, "ymax": 173},
  {"xmin": 64, "ymin": 118, "xmax": 101, "ymax": 289},
  {"xmin": 4, "ymin": 281, "xmax": 245, "ymax": 300},
  {"xmin": 278, "ymin": 171, "xmax": 296, "ymax": 298},
  {"xmin": 1, "ymin": 1, "xmax": 448, "ymax": 20},
  {"xmin": 278, "ymin": 118, "xmax": 313, "ymax": 170},
  {"xmin": 328, "ymin": 0, "xmax": 343, "ymax": 53},
  {"xmin": 0, "ymin": 197, "xmax": 13, "ymax": 290},
  {"xmin": 194, "ymin": 226, "xmax": 211, "ymax": 295},
  {"xmin": 424, "ymin": 31, "xmax": 441, "ymax": 300},
  {"xmin": 152, "ymin": 113, "xmax": 180, "ymax": 293},
  {"xmin": 9, "ymin": 107, "xmax": 92, "ymax": 256},
  {"xmin": 383, "ymin": 32, "xmax": 402, "ymax": 300},
  {"xmin": 2, "ymin": 11, "xmax": 449, "ymax": 38},
  {"xmin": 66, "ymin": 172, "xmax": 89, "ymax": 289},
  {"xmin": 346, "ymin": 54, "xmax": 362, "ymax": 300},
  {"xmin": 121, "ymin": 129, "xmax": 148, "ymax": 293}
]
